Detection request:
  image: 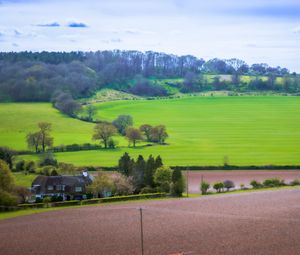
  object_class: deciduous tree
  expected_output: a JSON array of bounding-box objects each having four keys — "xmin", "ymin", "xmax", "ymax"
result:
[
  {"xmin": 86, "ymin": 104, "xmax": 96, "ymax": 121},
  {"xmin": 26, "ymin": 132, "xmax": 42, "ymax": 153},
  {"xmin": 0, "ymin": 160, "xmax": 15, "ymax": 192},
  {"xmin": 125, "ymin": 127, "xmax": 142, "ymax": 147},
  {"xmin": 139, "ymin": 124, "xmax": 153, "ymax": 142},
  {"xmin": 87, "ymin": 172, "xmax": 114, "ymax": 198},
  {"xmin": 151, "ymin": 125, "xmax": 168, "ymax": 144},
  {"xmin": 153, "ymin": 166, "xmax": 173, "ymax": 192},
  {"xmin": 0, "ymin": 147, "xmax": 15, "ymax": 169},
  {"xmin": 112, "ymin": 115, "xmax": 133, "ymax": 135},
  {"xmin": 93, "ymin": 123, "xmax": 117, "ymax": 148}
]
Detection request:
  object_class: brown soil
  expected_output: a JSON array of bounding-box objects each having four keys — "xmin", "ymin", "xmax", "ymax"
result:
[
  {"xmin": 1, "ymin": 188, "xmax": 299, "ymax": 255},
  {"xmin": 186, "ymin": 170, "xmax": 300, "ymax": 193}
]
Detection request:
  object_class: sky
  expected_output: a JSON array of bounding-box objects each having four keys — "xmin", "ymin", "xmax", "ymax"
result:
[{"xmin": 0, "ymin": 0, "xmax": 299, "ymax": 72}]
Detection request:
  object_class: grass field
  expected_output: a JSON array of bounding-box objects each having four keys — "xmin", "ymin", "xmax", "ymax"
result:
[
  {"xmin": 0, "ymin": 103, "xmax": 95, "ymax": 150},
  {"xmin": 13, "ymin": 96, "xmax": 300, "ymax": 167},
  {"xmin": 13, "ymin": 173, "xmax": 37, "ymax": 187}
]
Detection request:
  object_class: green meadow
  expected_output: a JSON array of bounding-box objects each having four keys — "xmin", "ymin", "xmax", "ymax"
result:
[
  {"xmin": 8, "ymin": 96, "xmax": 300, "ymax": 167},
  {"xmin": 0, "ymin": 103, "xmax": 94, "ymax": 150}
]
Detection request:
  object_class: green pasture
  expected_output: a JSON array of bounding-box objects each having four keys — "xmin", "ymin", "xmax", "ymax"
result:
[
  {"xmin": 15, "ymin": 96, "xmax": 300, "ymax": 166},
  {"xmin": 0, "ymin": 103, "xmax": 95, "ymax": 150},
  {"xmin": 13, "ymin": 173, "xmax": 37, "ymax": 187}
]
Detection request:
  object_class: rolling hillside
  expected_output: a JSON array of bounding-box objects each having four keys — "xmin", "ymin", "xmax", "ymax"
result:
[
  {"xmin": 9, "ymin": 96, "xmax": 300, "ymax": 166},
  {"xmin": 0, "ymin": 103, "xmax": 95, "ymax": 150}
]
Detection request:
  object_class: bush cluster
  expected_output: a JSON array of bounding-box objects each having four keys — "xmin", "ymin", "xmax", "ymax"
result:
[
  {"xmin": 50, "ymin": 143, "xmax": 102, "ymax": 152},
  {"xmin": 250, "ymin": 178, "xmax": 286, "ymax": 189}
]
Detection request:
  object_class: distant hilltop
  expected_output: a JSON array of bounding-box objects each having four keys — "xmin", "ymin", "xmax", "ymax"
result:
[{"xmin": 0, "ymin": 50, "xmax": 299, "ymax": 102}]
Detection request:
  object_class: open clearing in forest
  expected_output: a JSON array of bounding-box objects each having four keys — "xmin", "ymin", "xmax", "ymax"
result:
[
  {"xmin": 2, "ymin": 96, "xmax": 300, "ymax": 166},
  {"xmin": 1, "ymin": 188, "xmax": 299, "ymax": 255}
]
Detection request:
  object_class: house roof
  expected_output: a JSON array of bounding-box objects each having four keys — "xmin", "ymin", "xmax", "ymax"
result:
[{"xmin": 32, "ymin": 172, "xmax": 93, "ymax": 194}]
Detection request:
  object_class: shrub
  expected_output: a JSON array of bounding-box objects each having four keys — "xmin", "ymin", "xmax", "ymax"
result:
[
  {"xmin": 51, "ymin": 195, "xmax": 63, "ymax": 202},
  {"xmin": 18, "ymin": 203, "xmax": 45, "ymax": 209},
  {"xmin": 101, "ymin": 193, "xmax": 166, "ymax": 203},
  {"xmin": 213, "ymin": 182, "xmax": 224, "ymax": 192},
  {"xmin": 43, "ymin": 196, "xmax": 51, "ymax": 207},
  {"xmin": 108, "ymin": 139, "xmax": 118, "ymax": 149},
  {"xmin": 240, "ymin": 183, "xmax": 246, "ymax": 190},
  {"xmin": 85, "ymin": 166, "xmax": 97, "ymax": 172},
  {"xmin": 15, "ymin": 160, "xmax": 25, "ymax": 172},
  {"xmin": 58, "ymin": 162, "xmax": 76, "ymax": 175},
  {"xmin": 52, "ymin": 200, "xmax": 81, "ymax": 207},
  {"xmin": 250, "ymin": 180, "xmax": 263, "ymax": 189},
  {"xmin": 50, "ymin": 169, "xmax": 59, "ymax": 176},
  {"xmin": 65, "ymin": 144, "xmax": 80, "ymax": 151},
  {"xmin": 157, "ymin": 182, "xmax": 171, "ymax": 193},
  {"xmin": 263, "ymin": 178, "xmax": 285, "ymax": 188},
  {"xmin": 111, "ymin": 173, "xmax": 134, "ymax": 196},
  {"xmin": 140, "ymin": 186, "xmax": 157, "ymax": 194},
  {"xmin": 35, "ymin": 197, "xmax": 43, "ymax": 203},
  {"xmin": 25, "ymin": 161, "xmax": 36, "ymax": 173},
  {"xmin": 86, "ymin": 193, "xmax": 93, "ymax": 199},
  {"xmin": 81, "ymin": 198, "xmax": 100, "ymax": 205},
  {"xmin": 15, "ymin": 186, "xmax": 31, "ymax": 204},
  {"xmin": 290, "ymin": 179, "xmax": 300, "ymax": 186},
  {"xmin": 0, "ymin": 190, "xmax": 18, "ymax": 206},
  {"xmin": 200, "ymin": 181, "xmax": 210, "ymax": 195},
  {"xmin": 39, "ymin": 153, "xmax": 57, "ymax": 167},
  {"xmin": 223, "ymin": 180, "xmax": 235, "ymax": 191},
  {"xmin": 39, "ymin": 166, "xmax": 57, "ymax": 176}
]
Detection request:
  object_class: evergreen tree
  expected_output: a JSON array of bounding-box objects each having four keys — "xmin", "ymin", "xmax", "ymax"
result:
[
  {"xmin": 118, "ymin": 152, "xmax": 132, "ymax": 176},
  {"xmin": 155, "ymin": 155, "xmax": 163, "ymax": 169},
  {"xmin": 171, "ymin": 169, "xmax": 185, "ymax": 197},
  {"xmin": 144, "ymin": 155, "xmax": 155, "ymax": 187},
  {"xmin": 132, "ymin": 155, "xmax": 146, "ymax": 192}
]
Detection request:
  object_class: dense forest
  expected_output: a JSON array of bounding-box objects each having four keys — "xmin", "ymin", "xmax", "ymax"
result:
[{"xmin": 0, "ymin": 50, "xmax": 299, "ymax": 102}]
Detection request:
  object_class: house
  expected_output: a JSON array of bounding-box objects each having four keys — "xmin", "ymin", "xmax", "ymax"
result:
[{"xmin": 31, "ymin": 171, "xmax": 94, "ymax": 201}]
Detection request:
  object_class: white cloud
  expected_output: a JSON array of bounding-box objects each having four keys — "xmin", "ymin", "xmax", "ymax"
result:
[
  {"xmin": 0, "ymin": 0, "xmax": 299, "ymax": 71},
  {"xmin": 292, "ymin": 26, "xmax": 300, "ymax": 33}
]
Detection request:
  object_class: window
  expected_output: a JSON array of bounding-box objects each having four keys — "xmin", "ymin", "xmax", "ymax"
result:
[
  {"xmin": 48, "ymin": 185, "xmax": 54, "ymax": 191},
  {"xmin": 75, "ymin": 186, "xmax": 82, "ymax": 192},
  {"xmin": 55, "ymin": 185, "xmax": 65, "ymax": 191}
]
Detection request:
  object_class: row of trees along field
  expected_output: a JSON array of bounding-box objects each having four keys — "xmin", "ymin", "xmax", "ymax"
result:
[
  {"xmin": 0, "ymin": 148, "xmax": 185, "ymax": 207},
  {"xmin": 26, "ymin": 119, "xmax": 168, "ymax": 153},
  {"xmin": 0, "ymin": 51, "xmax": 299, "ymax": 102},
  {"xmin": 86, "ymin": 153, "xmax": 185, "ymax": 197}
]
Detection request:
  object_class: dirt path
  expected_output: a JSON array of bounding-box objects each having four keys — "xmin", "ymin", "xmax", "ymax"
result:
[{"xmin": 1, "ymin": 188, "xmax": 299, "ymax": 255}]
